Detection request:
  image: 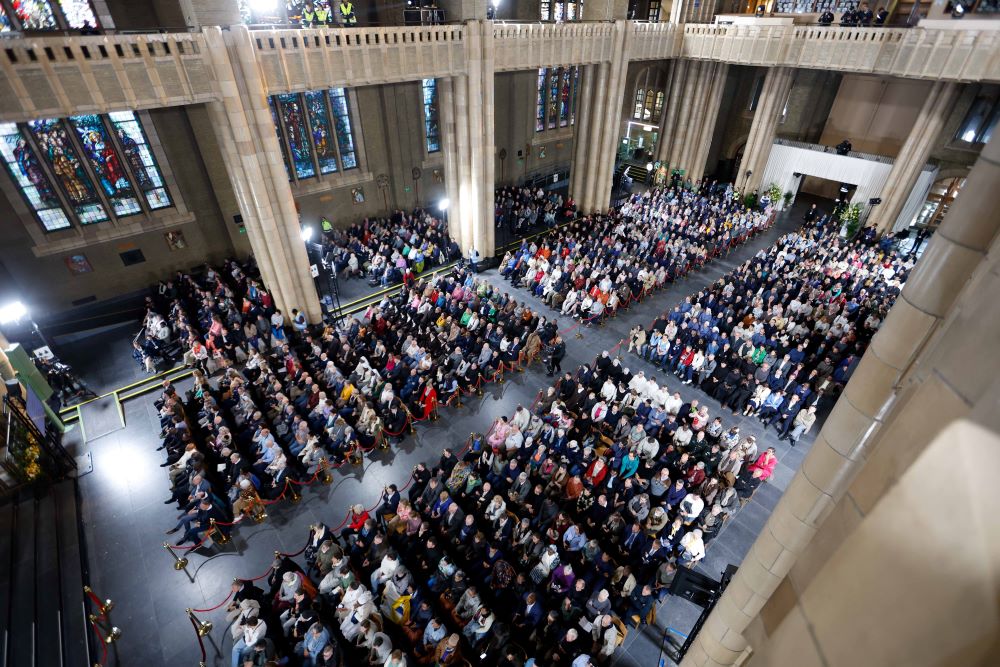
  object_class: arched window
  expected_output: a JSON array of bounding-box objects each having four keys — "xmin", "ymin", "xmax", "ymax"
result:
[
  {"xmin": 268, "ymin": 87, "xmax": 360, "ymax": 182},
  {"xmin": 0, "ymin": 111, "xmax": 173, "ymax": 232},
  {"xmin": 422, "ymin": 79, "xmax": 441, "ymax": 154},
  {"xmin": 633, "ymin": 88, "xmax": 646, "ymax": 120},
  {"xmin": 535, "ymin": 67, "xmax": 580, "ymax": 133}
]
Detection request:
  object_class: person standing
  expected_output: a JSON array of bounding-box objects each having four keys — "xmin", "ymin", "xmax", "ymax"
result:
[
  {"xmin": 469, "ymin": 247, "xmax": 481, "ymax": 274},
  {"xmin": 546, "ymin": 335, "xmax": 566, "ymax": 377},
  {"xmin": 338, "ymin": 0, "xmax": 357, "ymax": 25}
]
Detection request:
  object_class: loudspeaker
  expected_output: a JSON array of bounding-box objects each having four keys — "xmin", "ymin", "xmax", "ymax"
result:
[
  {"xmin": 669, "ymin": 568, "xmax": 721, "ymax": 608},
  {"xmin": 233, "ymin": 213, "xmax": 244, "ymax": 226}
]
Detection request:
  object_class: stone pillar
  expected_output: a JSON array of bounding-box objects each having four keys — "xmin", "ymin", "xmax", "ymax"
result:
[
  {"xmin": 439, "ymin": 21, "xmax": 495, "ymax": 257},
  {"xmin": 437, "ymin": 0, "xmax": 487, "ymax": 20},
  {"xmin": 689, "ymin": 63, "xmax": 729, "ymax": 183},
  {"xmin": 670, "ymin": 0, "xmax": 718, "ymax": 23},
  {"xmin": 203, "ymin": 27, "xmax": 322, "ymax": 323},
  {"xmin": 572, "ymin": 21, "xmax": 629, "ymax": 214},
  {"xmin": 735, "ymin": 66, "xmax": 794, "ymax": 195},
  {"xmin": 438, "ymin": 76, "xmax": 464, "ymax": 250},
  {"xmin": 681, "ymin": 133, "xmax": 1000, "ymax": 667},
  {"xmin": 570, "ymin": 64, "xmax": 596, "ymax": 203},
  {"xmin": 582, "ymin": 0, "xmax": 630, "ymax": 20},
  {"xmin": 656, "ymin": 59, "xmax": 689, "ymax": 165},
  {"xmin": 657, "ymin": 60, "xmax": 728, "ymax": 183},
  {"xmin": 868, "ymin": 82, "xmax": 959, "ymax": 234},
  {"xmin": 593, "ymin": 21, "xmax": 631, "ymax": 211}
]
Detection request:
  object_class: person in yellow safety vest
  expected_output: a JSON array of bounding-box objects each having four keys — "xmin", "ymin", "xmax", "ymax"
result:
[
  {"xmin": 321, "ymin": 217, "xmax": 333, "ymax": 233},
  {"xmin": 339, "ymin": 1, "xmax": 357, "ymax": 25},
  {"xmin": 315, "ymin": 1, "xmax": 330, "ymax": 24},
  {"xmin": 301, "ymin": 2, "xmax": 315, "ymax": 26}
]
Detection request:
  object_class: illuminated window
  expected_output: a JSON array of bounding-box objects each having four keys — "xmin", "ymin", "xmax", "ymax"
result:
[
  {"xmin": 633, "ymin": 88, "xmax": 646, "ymax": 120},
  {"xmin": 69, "ymin": 114, "xmax": 142, "ymax": 217},
  {"xmin": 305, "ymin": 90, "xmax": 338, "ymax": 175},
  {"xmin": 2, "ymin": 0, "xmax": 101, "ymax": 30},
  {"xmin": 0, "ymin": 112, "xmax": 174, "ymax": 232},
  {"xmin": 329, "ymin": 88, "xmax": 357, "ymax": 170},
  {"xmin": 268, "ymin": 87, "xmax": 360, "ymax": 182},
  {"xmin": 954, "ymin": 96, "xmax": 1000, "ymax": 145},
  {"xmin": 107, "ymin": 111, "xmax": 173, "ymax": 210},
  {"xmin": 10, "ymin": 0, "xmax": 58, "ymax": 30},
  {"xmin": 0, "ymin": 122, "xmax": 71, "ymax": 231},
  {"xmin": 27, "ymin": 118, "xmax": 108, "ymax": 224},
  {"xmin": 57, "ymin": 0, "xmax": 98, "ymax": 28},
  {"xmin": 422, "ymin": 79, "xmax": 441, "ymax": 154},
  {"xmin": 536, "ymin": 67, "xmax": 580, "ymax": 133}
]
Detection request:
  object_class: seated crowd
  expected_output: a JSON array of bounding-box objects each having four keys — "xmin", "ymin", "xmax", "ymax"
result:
[
  {"xmin": 498, "ymin": 182, "xmax": 771, "ymax": 324},
  {"xmin": 317, "ymin": 208, "xmax": 460, "ymax": 287},
  {"xmin": 151, "ymin": 260, "xmax": 568, "ymax": 548},
  {"xmin": 494, "ymin": 185, "xmax": 576, "ymax": 237},
  {"xmin": 628, "ymin": 211, "xmax": 910, "ymax": 444},
  {"xmin": 219, "ymin": 345, "xmax": 780, "ymax": 667}
]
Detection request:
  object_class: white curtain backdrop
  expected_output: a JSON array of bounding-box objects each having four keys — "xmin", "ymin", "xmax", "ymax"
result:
[{"xmin": 759, "ymin": 140, "xmax": 936, "ymax": 231}]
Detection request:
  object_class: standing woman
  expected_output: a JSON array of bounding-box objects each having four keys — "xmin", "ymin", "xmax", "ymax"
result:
[{"xmin": 418, "ymin": 381, "xmax": 439, "ymax": 421}]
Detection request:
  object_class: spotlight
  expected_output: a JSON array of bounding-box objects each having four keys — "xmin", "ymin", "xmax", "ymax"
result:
[
  {"xmin": 301, "ymin": 226, "xmax": 314, "ymax": 242},
  {"xmin": 646, "ymin": 162, "xmax": 654, "ymax": 172},
  {"xmin": 438, "ymin": 198, "xmax": 450, "ymax": 212},
  {"xmin": 952, "ymin": 2, "xmax": 965, "ymax": 17},
  {"xmin": 0, "ymin": 301, "xmax": 28, "ymax": 325}
]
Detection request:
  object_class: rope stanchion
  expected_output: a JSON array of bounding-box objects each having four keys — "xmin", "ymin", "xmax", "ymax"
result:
[
  {"xmin": 192, "ymin": 590, "xmax": 234, "ymax": 614},
  {"xmin": 89, "ymin": 617, "xmax": 108, "ymax": 666},
  {"xmin": 169, "ymin": 530, "xmax": 214, "ymax": 552},
  {"xmin": 83, "ymin": 586, "xmax": 112, "ymax": 621},
  {"xmin": 187, "ymin": 609, "xmax": 209, "ymax": 667},
  {"xmin": 163, "ymin": 541, "xmax": 189, "ymax": 570}
]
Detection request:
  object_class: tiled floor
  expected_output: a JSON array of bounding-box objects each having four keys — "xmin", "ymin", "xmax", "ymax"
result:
[{"xmin": 59, "ymin": 200, "xmax": 822, "ymax": 667}]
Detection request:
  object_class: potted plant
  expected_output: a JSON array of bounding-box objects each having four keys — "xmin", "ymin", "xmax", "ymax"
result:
[
  {"xmin": 766, "ymin": 183, "xmax": 783, "ymax": 209},
  {"xmin": 783, "ymin": 191, "xmax": 793, "ymax": 208},
  {"xmin": 839, "ymin": 203, "xmax": 863, "ymax": 239}
]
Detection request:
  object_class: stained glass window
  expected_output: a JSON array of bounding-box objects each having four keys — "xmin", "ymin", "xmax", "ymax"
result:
[
  {"xmin": 305, "ymin": 91, "xmax": 337, "ymax": 175},
  {"xmin": 278, "ymin": 93, "xmax": 315, "ymax": 180},
  {"xmin": 654, "ymin": 91, "xmax": 665, "ymax": 120},
  {"xmin": 422, "ymin": 79, "xmax": 440, "ymax": 154},
  {"xmin": 547, "ymin": 68, "xmax": 559, "ymax": 130},
  {"xmin": 0, "ymin": 122, "xmax": 71, "ymax": 231},
  {"xmin": 1, "ymin": 5, "xmax": 12, "ymax": 32},
  {"xmin": 559, "ymin": 69, "xmax": 571, "ymax": 128},
  {"xmin": 267, "ymin": 98, "xmax": 293, "ymax": 180},
  {"xmin": 633, "ymin": 88, "xmax": 645, "ymax": 120},
  {"xmin": 27, "ymin": 118, "xmax": 108, "ymax": 224},
  {"xmin": 329, "ymin": 88, "xmax": 357, "ymax": 170},
  {"xmin": 10, "ymin": 0, "xmax": 58, "ymax": 30},
  {"xmin": 107, "ymin": 111, "xmax": 173, "ymax": 210},
  {"xmin": 58, "ymin": 0, "xmax": 98, "ymax": 28},
  {"xmin": 571, "ymin": 68, "xmax": 579, "ymax": 126},
  {"xmin": 70, "ymin": 114, "xmax": 141, "ymax": 217},
  {"xmin": 535, "ymin": 69, "xmax": 547, "ymax": 132}
]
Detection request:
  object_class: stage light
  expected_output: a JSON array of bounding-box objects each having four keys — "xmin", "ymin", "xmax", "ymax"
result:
[
  {"xmin": 0, "ymin": 301, "xmax": 28, "ymax": 325},
  {"xmin": 301, "ymin": 226, "xmax": 314, "ymax": 242},
  {"xmin": 438, "ymin": 198, "xmax": 450, "ymax": 212},
  {"xmin": 646, "ymin": 162, "xmax": 654, "ymax": 172}
]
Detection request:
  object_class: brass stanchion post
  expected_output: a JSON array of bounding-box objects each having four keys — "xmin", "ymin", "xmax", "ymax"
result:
[{"xmin": 164, "ymin": 542, "xmax": 189, "ymax": 571}]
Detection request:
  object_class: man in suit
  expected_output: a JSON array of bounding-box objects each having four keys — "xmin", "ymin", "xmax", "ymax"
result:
[
  {"xmin": 512, "ymin": 592, "xmax": 543, "ymax": 632},
  {"xmin": 620, "ymin": 522, "xmax": 650, "ymax": 560},
  {"xmin": 173, "ymin": 498, "xmax": 219, "ymax": 546}
]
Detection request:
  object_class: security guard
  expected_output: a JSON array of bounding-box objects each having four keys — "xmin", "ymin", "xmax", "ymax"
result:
[
  {"xmin": 301, "ymin": 2, "xmax": 316, "ymax": 26},
  {"xmin": 321, "ymin": 217, "xmax": 333, "ymax": 233},
  {"xmin": 315, "ymin": 0, "xmax": 330, "ymax": 25},
  {"xmin": 339, "ymin": 0, "xmax": 357, "ymax": 25}
]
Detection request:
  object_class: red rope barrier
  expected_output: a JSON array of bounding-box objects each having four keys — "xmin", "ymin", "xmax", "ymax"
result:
[
  {"xmin": 90, "ymin": 619, "xmax": 108, "ymax": 666},
  {"xmin": 188, "ymin": 613, "xmax": 207, "ymax": 663},
  {"xmin": 192, "ymin": 589, "xmax": 234, "ymax": 614},
  {"xmin": 171, "ymin": 530, "xmax": 214, "ymax": 552},
  {"xmin": 279, "ymin": 538, "xmax": 312, "ymax": 559},
  {"xmin": 84, "ymin": 589, "xmax": 106, "ymax": 621}
]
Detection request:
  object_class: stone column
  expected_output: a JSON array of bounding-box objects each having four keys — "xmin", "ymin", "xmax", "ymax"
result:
[
  {"xmin": 681, "ymin": 133, "xmax": 1000, "ymax": 667},
  {"xmin": 689, "ymin": 62, "xmax": 729, "ymax": 183},
  {"xmin": 438, "ymin": 76, "xmax": 464, "ymax": 249},
  {"xmin": 582, "ymin": 0, "xmax": 630, "ymax": 20},
  {"xmin": 439, "ymin": 21, "xmax": 495, "ymax": 257},
  {"xmin": 868, "ymin": 82, "xmax": 959, "ymax": 234},
  {"xmin": 570, "ymin": 64, "xmax": 596, "ymax": 203},
  {"xmin": 203, "ymin": 26, "xmax": 322, "ymax": 323},
  {"xmin": 583, "ymin": 62, "xmax": 611, "ymax": 213},
  {"xmin": 436, "ymin": 0, "xmax": 487, "ymax": 20},
  {"xmin": 735, "ymin": 66, "xmax": 794, "ymax": 195},
  {"xmin": 593, "ymin": 20, "xmax": 631, "ymax": 212},
  {"xmin": 656, "ymin": 59, "xmax": 689, "ymax": 165}
]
